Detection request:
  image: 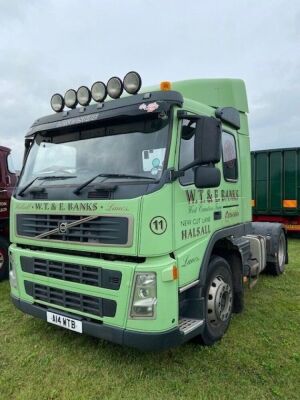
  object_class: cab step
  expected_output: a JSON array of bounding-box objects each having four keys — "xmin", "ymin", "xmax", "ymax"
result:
[{"xmin": 179, "ymin": 318, "xmax": 204, "ymax": 335}]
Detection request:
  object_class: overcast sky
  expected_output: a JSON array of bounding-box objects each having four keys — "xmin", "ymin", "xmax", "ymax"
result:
[{"xmin": 0, "ymin": 0, "xmax": 299, "ymax": 169}]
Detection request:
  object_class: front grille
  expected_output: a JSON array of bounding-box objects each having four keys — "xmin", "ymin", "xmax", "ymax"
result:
[
  {"xmin": 21, "ymin": 256, "xmax": 121, "ymax": 290},
  {"xmin": 17, "ymin": 214, "xmax": 130, "ymax": 245},
  {"xmin": 24, "ymin": 281, "xmax": 116, "ymax": 318}
]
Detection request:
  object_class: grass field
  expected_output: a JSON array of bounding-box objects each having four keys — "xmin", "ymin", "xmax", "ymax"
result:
[{"xmin": 0, "ymin": 239, "xmax": 299, "ymax": 400}]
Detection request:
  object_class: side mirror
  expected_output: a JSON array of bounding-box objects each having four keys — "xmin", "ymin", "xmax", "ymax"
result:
[
  {"xmin": 194, "ymin": 117, "xmax": 221, "ymax": 164},
  {"xmin": 194, "ymin": 165, "xmax": 221, "ymax": 188}
]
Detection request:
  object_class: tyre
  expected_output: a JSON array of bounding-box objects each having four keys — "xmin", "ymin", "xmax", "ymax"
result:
[
  {"xmin": 0, "ymin": 236, "xmax": 9, "ymax": 281},
  {"xmin": 200, "ymin": 255, "xmax": 233, "ymax": 346},
  {"xmin": 266, "ymin": 230, "xmax": 286, "ymax": 276}
]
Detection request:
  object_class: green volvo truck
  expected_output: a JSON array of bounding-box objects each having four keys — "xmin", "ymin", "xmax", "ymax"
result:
[{"xmin": 10, "ymin": 72, "xmax": 287, "ymax": 350}]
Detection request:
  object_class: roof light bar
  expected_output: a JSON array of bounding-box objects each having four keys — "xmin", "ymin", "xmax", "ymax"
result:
[{"xmin": 50, "ymin": 71, "xmax": 142, "ymax": 111}]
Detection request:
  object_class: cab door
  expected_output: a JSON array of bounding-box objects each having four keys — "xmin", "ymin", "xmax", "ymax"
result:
[{"xmin": 173, "ymin": 119, "xmax": 241, "ymax": 287}]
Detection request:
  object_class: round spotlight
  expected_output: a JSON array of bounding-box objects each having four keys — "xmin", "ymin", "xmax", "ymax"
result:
[
  {"xmin": 64, "ymin": 89, "xmax": 78, "ymax": 109},
  {"xmin": 50, "ymin": 93, "xmax": 64, "ymax": 112},
  {"xmin": 77, "ymin": 86, "xmax": 91, "ymax": 106},
  {"xmin": 123, "ymin": 71, "xmax": 142, "ymax": 94},
  {"xmin": 91, "ymin": 81, "xmax": 107, "ymax": 102},
  {"xmin": 107, "ymin": 76, "xmax": 123, "ymax": 99}
]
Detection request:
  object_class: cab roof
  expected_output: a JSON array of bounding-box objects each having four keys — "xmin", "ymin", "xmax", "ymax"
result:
[{"xmin": 145, "ymin": 78, "xmax": 249, "ymax": 113}]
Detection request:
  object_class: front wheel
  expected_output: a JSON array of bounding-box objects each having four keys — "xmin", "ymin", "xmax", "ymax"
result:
[
  {"xmin": 199, "ymin": 256, "xmax": 233, "ymax": 346},
  {"xmin": 0, "ymin": 237, "xmax": 9, "ymax": 281}
]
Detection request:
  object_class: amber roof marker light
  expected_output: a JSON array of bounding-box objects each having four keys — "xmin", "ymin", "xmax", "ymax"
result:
[{"xmin": 160, "ymin": 81, "xmax": 172, "ymax": 91}]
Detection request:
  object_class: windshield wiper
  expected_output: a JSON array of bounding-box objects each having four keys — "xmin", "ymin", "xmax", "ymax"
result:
[
  {"xmin": 18, "ymin": 175, "xmax": 77, "ymax": 197},
  {"xmin": 74, "ymin": 173, "xmax": 157, "ymax": 195}
]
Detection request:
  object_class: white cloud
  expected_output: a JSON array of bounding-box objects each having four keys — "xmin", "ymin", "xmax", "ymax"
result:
[{"xmin": 0, "ymin": 0, "xmax": 299, "ymax": 168}]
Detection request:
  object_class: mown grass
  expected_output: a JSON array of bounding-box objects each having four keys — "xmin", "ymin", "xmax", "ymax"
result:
[{"xmin": 0, "ymin": 240, "xmax": 299, "ymax": 400}]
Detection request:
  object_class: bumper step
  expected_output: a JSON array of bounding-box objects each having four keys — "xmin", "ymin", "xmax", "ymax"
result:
[{"xmin": 179, "ymin": 318, "xmax": 204, "ymax": 335}]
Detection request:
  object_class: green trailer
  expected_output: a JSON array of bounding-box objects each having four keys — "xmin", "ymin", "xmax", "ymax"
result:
[{"xmin": 251, "ymin": 148, "xmax": 300, "ymax": 232}]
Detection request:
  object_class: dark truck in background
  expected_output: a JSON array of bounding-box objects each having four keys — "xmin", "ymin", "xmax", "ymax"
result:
[
  {"xmin": 0, "ymin": 146, "xmax": 17, "ymax": 280},
  {"xmin": 251, "ymin": 148, "xmax": 300, "ymax": 232}
]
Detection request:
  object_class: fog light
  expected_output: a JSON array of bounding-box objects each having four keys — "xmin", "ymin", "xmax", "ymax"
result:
[
  {"xmin": 107, "ymin": 76, "xmax": 123, "ymax": 99},
  {"xmin": 77, "ymin": 86, "xmax": 91, "ymax": 106},
  {"xmin": 50, "ymin": 93, "xmax": 64, "ymax": 112},
  {"xmin": 91, "ymin": 81, "xmax": 107, "ymax": 102},
  {"xmin": 123, "ymin": 71, "xmax": 142, "ymax": 94},
  {"xmin": 64, "ymin": 89, "xmax": 78, "ymax": 109}
]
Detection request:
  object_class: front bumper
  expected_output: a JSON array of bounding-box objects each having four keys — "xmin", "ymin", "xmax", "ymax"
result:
[{"xmin": 11, "ymin": 296, "xmax": 203, "ymax": 351}]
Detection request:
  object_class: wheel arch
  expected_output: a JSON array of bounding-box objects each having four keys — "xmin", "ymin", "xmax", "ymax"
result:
[{"xmin": 198, "ymin": 223, "xmax": 252, "ymax": 313}]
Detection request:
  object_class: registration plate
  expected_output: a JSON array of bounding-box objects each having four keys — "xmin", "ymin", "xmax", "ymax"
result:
[{"xmin": 46, "ymin": 311, "xmax": 82, "ymax": 333}]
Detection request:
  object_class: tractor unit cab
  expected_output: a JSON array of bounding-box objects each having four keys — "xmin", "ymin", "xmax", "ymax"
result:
[
  {"xmin": 0, "ymin": 146, "xmax": 17, "ymax": 280},
  {"xmin": 10, "ymin": 72, "xmax": 287, "ymax": 350}
]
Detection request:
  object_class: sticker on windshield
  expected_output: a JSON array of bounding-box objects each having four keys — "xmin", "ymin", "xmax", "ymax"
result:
[
  {"xmin": 139, "ymin": 102, "xmax": 159, "ymax": 113},
  {"xmin": 142, "ymin": 148, "xmax": 166, "ymax": 175}
]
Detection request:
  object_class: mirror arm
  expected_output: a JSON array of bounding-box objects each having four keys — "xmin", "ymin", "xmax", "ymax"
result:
[
  {"xmin": 169, "ymin": 160, "xmax": 217, "ymax": 182},
  {"xmin": 169, "ymin": 159, "xmax": 200, "ymax": 182}
]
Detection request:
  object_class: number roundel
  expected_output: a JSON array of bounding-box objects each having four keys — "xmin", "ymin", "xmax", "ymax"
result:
[{"xmin": 150, "ymin": 216, "xmax": 167, "ymax": 235}]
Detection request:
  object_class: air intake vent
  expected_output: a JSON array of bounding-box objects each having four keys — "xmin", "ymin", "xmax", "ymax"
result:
[
  {"xmin": 20, "ymin": 256, "xmax": 122, "ymax": 290},
  {"xmin": 24, "ymin": 281, "xmax": 117, "ymax": 318}
]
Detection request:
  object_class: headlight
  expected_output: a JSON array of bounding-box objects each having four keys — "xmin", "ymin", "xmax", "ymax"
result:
[
  {"xmin": 64, "ymin": 89, "xmax": 78, "ymax": 109},
  {"xmin": 130, "ymin": 272, "xmax": 157, "ymax": 318},
  {"xmin": 50, "ymin": 93, "xmax": 64, "ymax": 112},
  {"xmin": 9, "ymin": 252, "xmax": 18, "ymax": 290},
  {"xmin": 77, "ymin": 86, "xmax": 91, "ymax": 106},
  {"xmin": 123, "ymin": 71, "xmax": 142, "ymax": 94},
  {"xmin": 91, "ymin": 81, "xmax": 107, "ymax": 102},
  {"xmin": 107, "ymin": 76, "xmax": 123, "ymax": 99}
]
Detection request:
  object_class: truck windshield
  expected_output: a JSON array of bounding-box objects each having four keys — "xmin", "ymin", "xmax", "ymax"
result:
[{"xmin": 19, "ymin": 114, "xmax": 170, "ymax": 190}]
